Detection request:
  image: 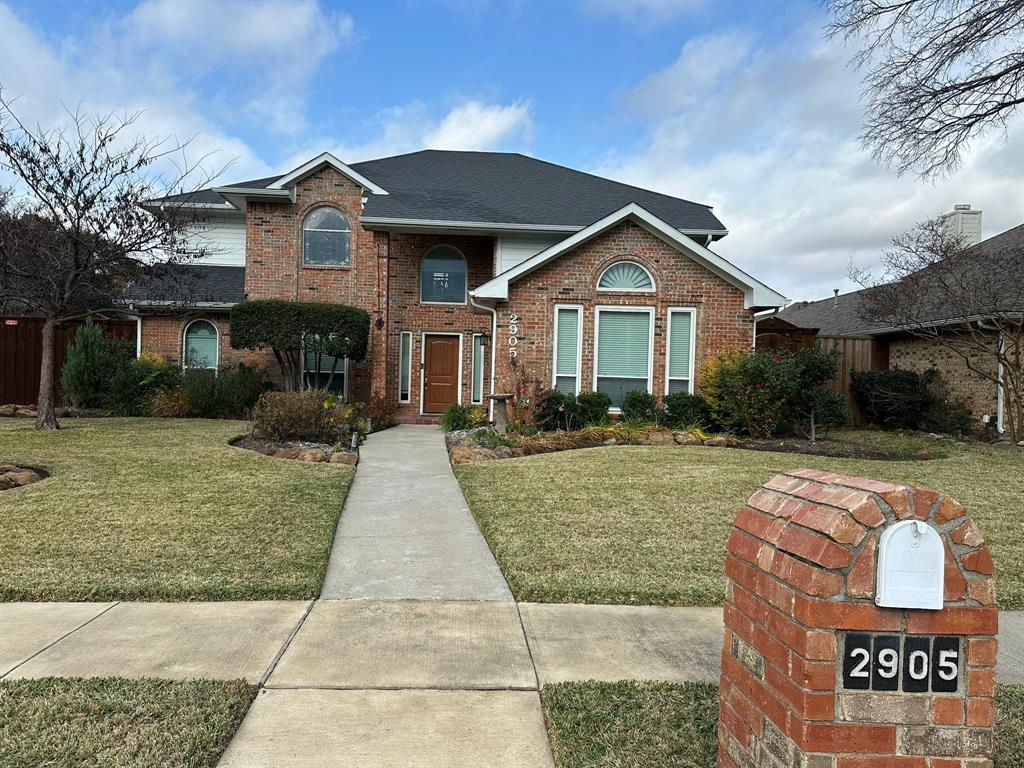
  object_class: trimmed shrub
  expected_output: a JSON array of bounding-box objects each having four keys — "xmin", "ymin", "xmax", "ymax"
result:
[
  {"xmin": 441, "ymin": 403, "xmax": 487, "ymax": 432},
  {"xmin": 575, "ymin": 391, "xmax": 612, "ymax": 427},
  {"xmin": 252, "ymin": 389, "xmax": 349, "ymax": 443},
  {"xmin": 621, "ymin": 391, "xmax": 661, "ymax": 425},
  {"xmin": 700, "ymin": 349, "xmax": 796, "ymax": 438},
  {"xmin": 534, "ymin": 389, "xmax": 575, "ymax": 431},
  {"xmin": 105, "ymin": 354, "xmax": 184, "ymax": 416},
  {"xmin": 787, "ymin": 347, "xmax": 851, "ymax": 440},
  {"xmin": 61, "ymin": 322, "xmax": 133, "ymax": 408},
  {"xmin": 148, "ymin": 386, "xmax": 192, "ymax": 418},
  {"xmin": 183, "ymin": 364, "xmax": 272, "ymax": 420},
  {"xmin": 663, "ymin": 392, "xmax": 712, "ymax": 429},
  {"xmin": 850, "ymin": 368, "xmax": 939, "ymax": 429}
]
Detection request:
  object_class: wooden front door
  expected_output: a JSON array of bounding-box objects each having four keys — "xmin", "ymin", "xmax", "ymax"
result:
[{"xmin": 423, "ymin": 334, "xmax": 460, "ymax": 413}]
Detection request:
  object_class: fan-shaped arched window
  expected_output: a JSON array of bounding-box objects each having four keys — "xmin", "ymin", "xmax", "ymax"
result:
[
  {"xmin": 183, "ymin": 320, "xmax": 218, "ymax": 372},
  {"xmin": 597, "ymin": 261, "xmax": 654, "ymax": 292},
  {"xmin": 303, "ymin": 207, "xmax": 351, "ymax": 267},
  {"xmin": 420, "ymin": 245, "xmax": 467, "ymax": 304}
]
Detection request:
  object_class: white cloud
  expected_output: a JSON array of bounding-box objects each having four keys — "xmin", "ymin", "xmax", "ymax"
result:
[
  {"xmin": 282, "ymin": 99, "xmax": 534, "ymax": 168},
  {"xmin": 595, "ymin": 21, "xmax": 1024, "ymax": 302},
  {"xmin": 580, "ymin": 0, "xmax": 709, "ymax": 23}
]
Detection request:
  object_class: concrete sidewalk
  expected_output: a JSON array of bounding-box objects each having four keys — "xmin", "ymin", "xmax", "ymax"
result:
[{"xmin": 320, "ymin": 424, "xmax": 512, "ymax": 601}]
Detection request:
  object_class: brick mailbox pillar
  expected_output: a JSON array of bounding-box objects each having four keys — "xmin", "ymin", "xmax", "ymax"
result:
[{"xmin": 718, "ymin": 469, "xmax": 998, "ymax": 768}]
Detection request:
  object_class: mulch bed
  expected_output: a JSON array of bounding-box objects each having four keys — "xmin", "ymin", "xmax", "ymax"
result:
[{"xmin": 733, "ymin": 438, "xmax": 928, "ymax": 461}]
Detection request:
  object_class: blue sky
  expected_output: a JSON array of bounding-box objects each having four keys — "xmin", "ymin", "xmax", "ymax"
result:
[{"xmin": 2, "ymin": 0, "xmax": 1022, "ymax": 299}]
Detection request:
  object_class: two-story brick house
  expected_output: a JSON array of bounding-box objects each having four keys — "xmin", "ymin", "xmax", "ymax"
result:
[{"xmin": 130, "ymin": 151, "xmax": 786, "ymax": 422}]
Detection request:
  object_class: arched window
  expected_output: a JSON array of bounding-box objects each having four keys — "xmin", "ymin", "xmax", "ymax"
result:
[
  {"xmin": 303, "ymin": 207, "xmax": 351, "ymax": 267},
  {"xmin": 183, "ymin": 320, "xmax": 218, "ymax": 372},
  {"xmin": 420, "ymin": 245, "xmax": 467, "ymax": 304},
  {"xmin": 597, "ymin": 261, "xmax": 654, "ymax": 292}
]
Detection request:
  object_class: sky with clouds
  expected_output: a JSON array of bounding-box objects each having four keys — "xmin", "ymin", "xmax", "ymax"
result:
[{"xmin": 1, "ymin": 0, "xmax": 1021, "ymax": 301}]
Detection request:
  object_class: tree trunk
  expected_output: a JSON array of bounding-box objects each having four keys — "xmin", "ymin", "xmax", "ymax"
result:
[{"xmin": 35, "ymin": 317, "xmax": 60, "ymax": 430}]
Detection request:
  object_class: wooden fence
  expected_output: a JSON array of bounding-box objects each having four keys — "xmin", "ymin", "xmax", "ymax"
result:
[
  {"xmin": 814, "ymin": 335, "xmax": 888, "ymax": 424},
  {"xmin": 0, "ymin": 316, "xmax": 137, "ymax": 406}
]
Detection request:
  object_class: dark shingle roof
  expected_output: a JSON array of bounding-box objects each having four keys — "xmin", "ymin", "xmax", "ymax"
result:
[
  {"xmin": 350, "ymin": 151, "xmax": 726, "ymax": 232},
  {"xmin": 124, "ymin": 264, "xmax": 245, "ymax": 305},
  {"xmin": 778, "ymin": 223, "xmax": 1024, "ymax": 336},
  {"xmin": 162, "ymin": 151, "xmax": 726, "ymax": 233}
]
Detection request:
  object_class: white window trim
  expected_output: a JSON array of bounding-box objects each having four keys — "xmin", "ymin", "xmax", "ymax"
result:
[
  {"xmin": 303, "ymin": 353, "xmax": 349, "ymax": 401},
  {"xmin": 593, "ymin": 305, "xmax": 655, "ymax": 412},
  {"xmin": 596, "ymin": 260, "xmax": 656, "ymax": 293},
  {"xmin": 182, "ymin": 319, "xmax": 219, "ymax": 372},
  {"xmin": 665, "ymin": 307, "xmax": 697, "ymax": 396},
  {"xmin": 398, "ymin": 331, "xmax": 413, "ymax": 404},
  {"xmin": 552, "ymin": 303, "xmax": 583, "ymax": 394},
  {"xmin": 471, "ymin": 333, "xmax": 485, "ymax": 404},
  {"xmin": 420, "ymin": 244, "xmax": 468, "ymax": 306},
  {"xmin": 419, "ymin": 332, "xmax": 464, "ymax": 416},
  {"xmin": 302, "ymin": 205, "xmax": 352, "ymax": 267}
]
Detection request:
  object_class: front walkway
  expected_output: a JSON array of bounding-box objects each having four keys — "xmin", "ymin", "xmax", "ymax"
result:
[{"xmin": 320, "ymin": 424, "xmax": 512, "ymax": 601}]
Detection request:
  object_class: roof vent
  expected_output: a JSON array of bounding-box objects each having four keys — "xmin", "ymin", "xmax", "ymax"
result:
[{"xmin": 833, "ymin": 289, "xmax": 839, "ymax": 308}]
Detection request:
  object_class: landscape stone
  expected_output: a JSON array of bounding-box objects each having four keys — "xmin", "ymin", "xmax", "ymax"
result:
[
  {"xmin": 330, "ymin": 452, "xmax": 358, "ymax": 465},
  {"xmin": 472, "ymin": 448, "xmax": 498, "ymax": 461},
  {"xmin": 0, "ymin": 476, "xmax": 15, "ymax": 491},
  {"xmin": 493, "ymin": 446, "xmax": 513, "ymax": 459},
  {"xmin": 913, "ymin": 447, "xmax": 932, "ymax": 460},
  {"xmin": 0, "ymin": 404, "xmax": 16, "ymax": 417},
  {"xmin": 674, "ymin": 431, "xmax": 702, "ymax": 446},
  {"xmin": 14, "ymin": 408, "xmax": 37, "ymax": 418},
  {"xmin": 273, "ymin": 447, "xmax": 302, "ymax": 460},
  {"xmin": 296, "ymin": 448, "xmax": 327, "ymax": 462},
  {"xmin": 449, "ymin": 446, "xmax": 474, "ymax": 465},
  {"xmin": 3, "ymin": 469, "xmax": 41, "ymax": 487},
  {"xmin": 705, "ymin": 436, "xmax": 731, "ymax": 447},
  {"xmin": 638, "ymin": 430, "xmax": 674, "ymax": 446}
]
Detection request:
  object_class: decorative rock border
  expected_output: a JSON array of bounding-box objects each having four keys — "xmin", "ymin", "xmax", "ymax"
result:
[
  {"xmin": 229, "ymin": 435, "xmax": 359, "ymax": 466},
  {"xmin": 0, "ymin": 463, "xmax": 49, "ymax": 490}
]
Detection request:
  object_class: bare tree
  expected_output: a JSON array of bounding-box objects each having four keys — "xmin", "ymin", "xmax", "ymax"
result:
[
  {"xmin": 0, "ymin": 94, "xmax": 218, "ymax": 429},
  {"xmin": 828, "ymin": 0, "xmax": 1024, "ymax": 177},
  {"xmin": 851, "ymin": 218, "xmax": 1024, "ymax": 441}
]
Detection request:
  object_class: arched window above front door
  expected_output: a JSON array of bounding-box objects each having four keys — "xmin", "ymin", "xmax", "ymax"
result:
[
  {"xmin": 183, "ymin": 320, "xmax": 218, "ymax": 372},
  {"xmin": 303, "ymin": 207, "xmax": 351, "ymax": 267},
  {"xmin": 420, "ymin": 245, "xmax": 467, "ymax": 304}
]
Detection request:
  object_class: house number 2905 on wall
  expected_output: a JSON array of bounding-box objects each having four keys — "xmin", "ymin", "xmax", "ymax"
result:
[
  {"xmin": 508, "ymin": 313, "xmax": 519, "ymax": 358},
  {"xmin": 842, "ymin": 633, "xmax": 960, "ymax": 693}
]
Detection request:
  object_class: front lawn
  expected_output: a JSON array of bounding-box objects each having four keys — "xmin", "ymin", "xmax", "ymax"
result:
[
  {"xmin": 0, "ymin": 677, "xmax": 254, "ymax": 768},
  {"xmin": 542, "ymin": 681, "xmax": 1024, "ymax": 768},
  {"xmin": 455, "ymin": 430, "xmax": 1024, "ymax": 607},
  {"xmin": 0, "ymin": 418, "xmax": 353, "ymax": 601}
]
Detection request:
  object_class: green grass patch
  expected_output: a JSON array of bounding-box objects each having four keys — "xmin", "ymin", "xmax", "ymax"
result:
[
  {"xmin": 455, "ymin": 430, "xmax": 1024, "ymax": 607},
  {"xmin": 0, "ymin": 418, "xmax": 353, "ymax": 601},
  {"xmin": 0, "ymin": 677, "xmax": 255, "ymax": 768},
  {"xmin": 543, "ymin": 681, "xmax": 1024, "ymax": 768},
  {"xmin": 542, "ymin": 681, "xmax": 718, "ymax": 768}
]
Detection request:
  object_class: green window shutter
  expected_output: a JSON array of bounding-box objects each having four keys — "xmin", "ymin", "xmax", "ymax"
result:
[
  {"xmin": 598, "ymin": 262, "xmax": 653, "ymax": 291},
  {"xmin": 668, "ymin": 311, "xmax": 693, "ymax": 379},
  {"xmin": 597, "ymin": 311, "xmax": 650, "ymax": 377},
  {"xmin": 472, "ymin": 335, "xmax": 484, "ymax": 403},
  {"xmin": 399, "ymin": 333, "xmax": 411, "ymax": 402},
  {"xmin": 555, "ymin": 308, "xmax": 579, "ymax": 376},
  {"xmin": 184, "ymin": 321, "xmax": 217, "ymax": 369}
]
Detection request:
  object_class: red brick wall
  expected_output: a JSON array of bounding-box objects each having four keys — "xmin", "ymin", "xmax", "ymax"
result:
[
  {"xmin": 720, "ymin": 470, "xmax": 998, "ymax": 768},
  {"xmin": 495, "ymin": 220, "xmax": 754, "ymax": 398},
  {"xmin": 140, "ymin": 313, "xmax": 273, "ymax": 370}
]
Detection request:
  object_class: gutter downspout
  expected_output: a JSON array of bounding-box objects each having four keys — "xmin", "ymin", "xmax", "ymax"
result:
[
  {"xmin": 469, "ymin": 293, "xmax": 498, "ymax": 423},
  {"xmin": 127, "ymin": 305, "xmax": 142, "ymax": 358},
  {"xmin": 997, "ymin": 332, "xmax": 1005, "ymax": 435}
]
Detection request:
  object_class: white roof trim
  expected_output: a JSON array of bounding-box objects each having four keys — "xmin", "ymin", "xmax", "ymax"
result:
[
  {"xmin": 269, "ymin": 152, "xmax": 388, "ymax": 195},
  {"xmin": 470, "ymin": 202, "xmax": 786, "ymax": 310}
]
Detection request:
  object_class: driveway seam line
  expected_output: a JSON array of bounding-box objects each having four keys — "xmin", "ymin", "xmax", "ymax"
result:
[
  {"xmin": 1, "ymin": 601, "xmax": 121, "ymax": 679},
  {"xmin": 514, "ymin": 601, "xmax": 542, "ymax": 692},
  {"xmin": 258, "ymin": 599, "xmax": 316, "ymax": 688}
]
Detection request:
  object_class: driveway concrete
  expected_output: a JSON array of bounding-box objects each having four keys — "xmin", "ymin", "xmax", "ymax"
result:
[
  {"xmin": 999, "ymin": 611, "xmax": 1024, "ymax": 683},
  {"xmin": 5, "ymin": 601, "xmax": 309, "ymax": 683},
  {"xmin": 520, "ymin": 603, "xmax": 724, "ymax": 684},
  {"xmin": 267, "ymin": 600, "xmax": 535, "ymax": 690},
  {"xmin": 218, "ymin": 688, "xmax": 554, "ymax": 768},
  {"xmin": 320, "ymin": 425, "xmax": 512, "ymax": 601},
  {"xmin": 0, "ymin": 602, "xmax": 115, "ymax": 676}
]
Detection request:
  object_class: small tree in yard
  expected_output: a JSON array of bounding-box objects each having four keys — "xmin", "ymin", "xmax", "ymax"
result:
[
  {"xmin": 787, "ymin": 346, "xmax": 850, "ymax": 442},
  {"xmin": 229, "ymin": 300, "xmax": 370, "ymax": 392},
  {"xmin": 852, "ymin": 219, "xmax": 1024, "ymax": 442},
  {"xmin": 0, "ymin": 95, "xmax": 216, "ymax": 429}
]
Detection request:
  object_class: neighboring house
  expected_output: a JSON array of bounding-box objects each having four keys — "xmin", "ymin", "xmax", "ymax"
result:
[
  {"xmin": 772, "ymin": 221, "xmax": 1024, "ymax": 434},
  {"xmin": 129, "ymin": 150, "xmax": 785, "ymax": 422}
]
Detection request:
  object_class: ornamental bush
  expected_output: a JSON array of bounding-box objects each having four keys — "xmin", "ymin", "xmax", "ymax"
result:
[
  {"xmin": 252, "ymin": 389, "xmax": 350, "ymax": 443},
  {"xmin": 575, "ymin": 391, "xmax": 612, "ymax": 427},
  {"xmin": 534, "ymin": 389, "xmax": 612, "ymax": 431},
  {"xmin": 663, "ymin": 392, "xmax": 712, "ymax": 429},
  {"xmin": 105, "ymin": 354, "xmax": 184, "ymax": 416},
  {"xmin": 850, "ymin": 368, "xmax": 939, "ymax": 429},
  {"xmin": 183, "ymin": 364, "xmax": 273, "ymax": 420},
  {"xmin": 61, "ymin": 321, "xmax": 134, "ymax": 408},
  {"xmin": 441, "ymin": 403, "xmax": 487, "ymax": 432},
  {"xmin": 230, "ymin": 300, "xmax": 370, "ymax": 390},
  {"xmin": 621, "ymin": 391, "xmax": 661, "ymax": 425}
]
